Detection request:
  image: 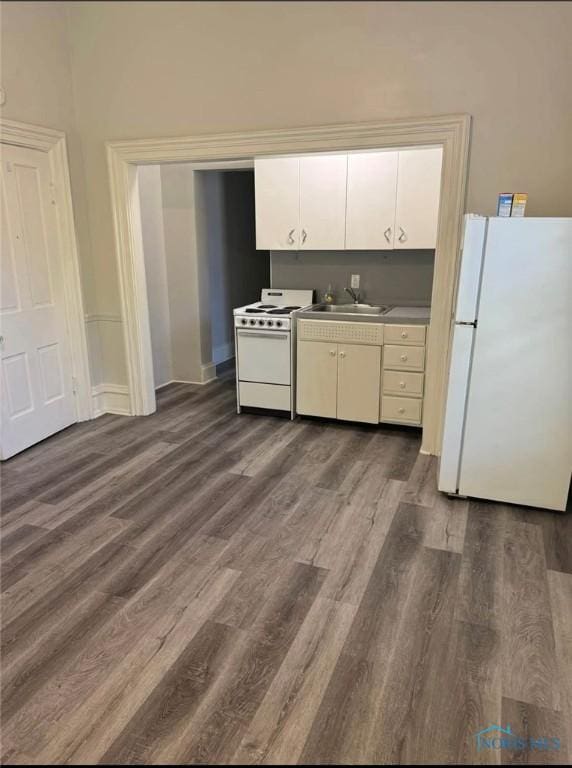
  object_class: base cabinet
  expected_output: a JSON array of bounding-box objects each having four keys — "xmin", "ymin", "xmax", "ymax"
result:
[
  {"xmin": 297, "ymin": 340, "xmax": 338, "ymax": 418},
  {"xmin": 337, "ymin": 344, "xmax": 381, "ymax": 424},
  {"xmin": 296, "ymin": 320, "xmax": 426, "ymax": 427},
  {"xmin": 297, "ymin": 340, "xmax": 381, "ymax": 424}
]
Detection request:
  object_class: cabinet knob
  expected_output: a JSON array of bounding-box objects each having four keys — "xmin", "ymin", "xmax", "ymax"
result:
[
  {"xmin": 400, "ymin": 354, "xmax": 408, "ymax": 361},
  {"xmin": 287, "ymin": 229, "xmax": 295, "ymax": 245},
  {"xmin": 399, "ymin": 381, "xmax": 406, "ymax": 389},
  {"xmin": 329, "ymin": 349, "xmax": 336, "ymax": 356},
  {"xmin": 339, "ymin": 351, "xmax": 346, "ymax": 358},
  {"xmin": 401, "ymin": 331, "xmax": 408, "ymax": 338},
  {"xmin": 398, "ymin": 407, "xmax": 405, "ymax": 414}
]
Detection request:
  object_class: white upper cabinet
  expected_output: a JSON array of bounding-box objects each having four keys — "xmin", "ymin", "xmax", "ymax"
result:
[
  {"xmin": 254, "ymin": 146, "xmax": 443, "ymax": 252},
  {"xmin": 394, "ymin": 147, "xmax": 443, "ymax": 250},
  {"xmin": 299, "ymin": 154, "xmax": 347, "ymax": 250},
  {"xmin": 254, "ymin": 156, "xmax": 300, "ymax": 250},
  {"xmin": 345, "ymin": 151, "xmax": 398, "ymax": 250}
]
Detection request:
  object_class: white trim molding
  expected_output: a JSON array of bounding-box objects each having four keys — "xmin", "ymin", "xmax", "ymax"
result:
[
  {"xmin": 91, "ymin": 383, "xmax": 130, "ymax": 417},
  {"xmin": 106, "ymin": 114, "xmax": 471, "ymax": 454},
  {"xmin": 1, "ymin": 118, "xmax": 93, "ymax": 422},
  {"xmin": 85, "ymin": 313, "xmax": 123, "ymax": 324}
]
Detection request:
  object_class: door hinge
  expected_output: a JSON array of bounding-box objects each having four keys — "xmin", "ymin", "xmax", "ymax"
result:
[
  {"xmin": 72, "ymin": 376, "xmax": 78, "ymax": 394},
  {"xmin": 50, "ymin": 181, "xmax": 57, "ymax": 206}
]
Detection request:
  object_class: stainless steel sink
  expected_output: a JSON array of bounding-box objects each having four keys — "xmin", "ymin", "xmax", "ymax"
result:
[{"xmin": 310, "ymin": 304, "xmax": 389, "ymax": 315}]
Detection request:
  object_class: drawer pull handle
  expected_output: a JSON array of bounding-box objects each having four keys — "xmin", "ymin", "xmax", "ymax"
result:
[
  {"xmin": 398, "ymin": 407, "xmax": 405, "ymax": 414},
  {"xmin": 400, "ymin": 354, "xmax": 408, "ymax": 362},
  {"xmin": 401, "ymin": 331, "xmax": 408, "ymax": 338},
  {"xmin": 400, "ymin": 382, "xmax": 406, "ymax": 389}
]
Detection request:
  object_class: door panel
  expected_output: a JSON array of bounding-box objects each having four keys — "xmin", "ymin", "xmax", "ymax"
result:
[
  {"xmin": 345, "ymin": 151, "xmax": 398, "ymax": 249},
  {"xmin": 395, "ymin": 147, "xmax": 443, "ymax": 249},
  {"xmin": 254, "ymin": 157, "xmax": 300, "ymax": 250},
  {"xmin": 1, "ymin": 144, "xmax": 76, "ymax": 459},
  {"xmin": 299, "ymin": 154, "xmax": 347, "ymax": 250},
  {"xmin": 337, "ymin": 343, "xmax": 381, "ymax": 424},
  {"xmin": 296, "ymin": 340, "xmax": 337, "ymax": 418}
]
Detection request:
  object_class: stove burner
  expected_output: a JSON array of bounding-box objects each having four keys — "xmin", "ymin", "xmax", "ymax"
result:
[
  {"xmin": 245, "ymin": 308, "xmax": 265, "ymax": 313},
  {"xmin": 268, "ymin": 306, "xmax": 301, "ymax": 315},
  {"xmin": 258, "ymin": 304, "xmax": 277, "ymax": 309}
]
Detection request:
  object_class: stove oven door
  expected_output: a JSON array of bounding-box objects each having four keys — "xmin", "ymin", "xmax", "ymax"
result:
[{"xmin": 236, "ymin": 329, "xmax": 291, "ymax": 385}]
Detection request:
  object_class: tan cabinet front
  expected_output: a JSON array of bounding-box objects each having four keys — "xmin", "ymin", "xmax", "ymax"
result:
[
  {"xmin": 297, "ymin": 340, "xmax": 338, "ymax": 418},
  {"xmin": 337, "ymin": 344, "xmax": 381, "ymax": 424},
  {"xmin": 383, "ymin": 324, "xmax": 426, "ymax": 346},
  {"xmin": 381, "ymin": 395, "xmax": 422, "ymax": 425},
  {"xmin": 382, "ymin": 370, "xmax": 424, "ymax": 398},
  {"xmin": 383, "ymin": 344, "xmax": 425, "ymax": 371}
]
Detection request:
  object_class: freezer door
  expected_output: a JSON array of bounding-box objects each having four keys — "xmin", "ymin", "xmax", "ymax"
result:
[
  {"xmin": 455, "ymin": 215, "xmax": 487, "ymax": 323},
  {"xmin": 438, "ymin": 324, "xmax": 475, "ymax": 493},
  {"xmin": 458, "ymin": 218, "xmax": 572, "ymax": 511}
]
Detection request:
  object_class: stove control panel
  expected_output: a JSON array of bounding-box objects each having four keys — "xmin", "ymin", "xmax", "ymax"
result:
[{"xmin": 235, "ymin": 315, "xmax": 291, "ymax": 331}]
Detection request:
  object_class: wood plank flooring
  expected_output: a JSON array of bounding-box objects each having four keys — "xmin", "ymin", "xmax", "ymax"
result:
[{"xmin": 1, "ymin": 370, "xmax": 571, "ymax": 765}]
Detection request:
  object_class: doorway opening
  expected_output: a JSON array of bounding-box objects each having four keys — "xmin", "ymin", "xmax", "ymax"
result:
[{"xmin": 137, "ymin": 162, "xmax": 269, "ymax": 391}]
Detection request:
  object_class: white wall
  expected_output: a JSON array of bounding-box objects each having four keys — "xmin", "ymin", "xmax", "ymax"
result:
[
  {"xmin": 4, "ymin": 1, "xmax": 572, "ymax": 396},
  {"xmin": 138, "ymin": 165, "xmax": 173, "ymax": 388}
]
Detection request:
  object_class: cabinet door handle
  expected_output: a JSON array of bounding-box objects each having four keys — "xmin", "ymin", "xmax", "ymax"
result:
[
  {"xmin": 329, "ymin": 349, "xmax": 336, "ymax": 356},
  {"xmin": 398, "ymin": 407, "xmax": 405, "ymax": 414},
  {"xmin": 398, "ymin": 227, "xmax": 407, "ymax": 243},
  {"xmin": 400, "ymin": 354, "xmax": 408, "ymax": 362},
  {"xmin": 301, "ymin": 229, "xmax": 307, "ymax": 244},
  {"xmin": 401, "ymin": 331, "xmax": 408, "ymax": 338},
  {"xmin": 399, "ymin": 381, "xmax": 406, "ymax": 389},
  {"xmin": 287, "ymin": 229, "xmax": 295, "ymax": 245},
  {"xmin": 339, "ymin": 351, "xmax": 346, "ymax": 358},
  {"xmin": 384, "ymin": 227, "xmax": 392, "ymax": 243}
]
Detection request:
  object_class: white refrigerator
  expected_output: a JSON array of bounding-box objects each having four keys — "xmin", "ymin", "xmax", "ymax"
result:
[{"xmin": 439, "ymin": 215, "xmax": 572, "ymax": 511}]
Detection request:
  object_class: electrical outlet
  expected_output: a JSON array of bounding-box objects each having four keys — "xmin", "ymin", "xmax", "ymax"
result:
[{"xmin": 351, "ymin": 274, "xmax": 360, "ymax": 290}]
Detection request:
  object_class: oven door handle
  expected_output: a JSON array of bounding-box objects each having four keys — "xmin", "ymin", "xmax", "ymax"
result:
[{"xmin": 237, "ymin": 331, "xmax": 289, "ymax": 340}]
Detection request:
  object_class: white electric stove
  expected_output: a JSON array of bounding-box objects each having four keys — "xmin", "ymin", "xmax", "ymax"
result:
[{"xmin": 234, "ymin": 289, "xmax": 314, "ymax": 417}]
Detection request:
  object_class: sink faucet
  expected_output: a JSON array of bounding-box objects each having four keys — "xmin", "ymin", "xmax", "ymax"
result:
[{"xmin": 345, "ymin": 286, "xmax": 362, "ymax": 304}]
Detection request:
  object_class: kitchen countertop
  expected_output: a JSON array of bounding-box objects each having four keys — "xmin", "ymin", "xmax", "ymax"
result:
[{"xmin": 295, "ymin": 304, "xmax": 431, "ymax": 325}]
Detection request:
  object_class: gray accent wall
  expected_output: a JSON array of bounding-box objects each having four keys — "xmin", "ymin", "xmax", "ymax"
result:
[{"xmin": 270, "ymin": 250, "xmax": 434, "ymax": 306}]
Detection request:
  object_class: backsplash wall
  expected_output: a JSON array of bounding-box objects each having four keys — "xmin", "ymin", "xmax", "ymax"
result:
[{"xmin": 270, "ymin": 250, "xmax": 435, "ymax": 306}]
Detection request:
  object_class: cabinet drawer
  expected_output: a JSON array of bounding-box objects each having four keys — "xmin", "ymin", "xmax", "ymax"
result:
[
  {"xmin": 383, "ymin": 324, "xmax": 426, "ymax": 346},
  {"xmin": 382, "ymin": 370, "xmax": 424, "ymax": 398},
  {"xmin": 383, "ymin": 344, "xmax": 425, "ymax": 371},
  {"xmin": 381, "ymin": 396, "xmax": 422, "ymax": 425}
]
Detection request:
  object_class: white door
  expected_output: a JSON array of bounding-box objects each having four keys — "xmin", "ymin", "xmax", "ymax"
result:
[
  {"xmin": 296, "ymin": 340, "xmax": 338, "ymax": 418},
  {"xmin": 345, "ymin": 151, "xmax": 398, "ymax": 249},
  {"xmin": 337, "ymin": 343, "xmax": 381, "ymax": 424},
  {"xmin": 394, "ymin": 147, "xmax": 443, "ymax": 249},
  {"xmin": 299, "ymin": 154, "xmax": 347, "ymax": 250},
  {"xmin": 1, "ymin": 144, "xmax": 76, "ymax": 459},
  {"xmin": 458, "ymin": 218, "xmax": 572, "ymax": 511},
  {"xmin": 254, "ymin": 157, "xmax": 300, "ymax": 250}
]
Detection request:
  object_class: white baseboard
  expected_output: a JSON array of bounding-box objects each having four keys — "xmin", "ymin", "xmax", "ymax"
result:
[{"xmin": 92, "ymin": 383, "xmax": 131, "ymax": 417}]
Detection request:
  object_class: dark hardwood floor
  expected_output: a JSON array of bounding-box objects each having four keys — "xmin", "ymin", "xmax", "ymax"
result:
[{"xmin": 1, "ymin": 369, "xmax": 570, "ymax": 765}]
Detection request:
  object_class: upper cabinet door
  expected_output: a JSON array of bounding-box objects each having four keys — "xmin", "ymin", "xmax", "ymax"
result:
[
  {"xmin": 254, "ymin": 157, "xmax": 300, "ymax": 250},
  {"xmin": 394, "ymin": 147, "xmax": 443, "ymax": 250},
  {"xmin": 299, "ymin": 154, "xmax": 347, "ymax": 250},
  {"xmin": 345, "ymin": 151, "xmax": 398, "ymax": 250}
]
